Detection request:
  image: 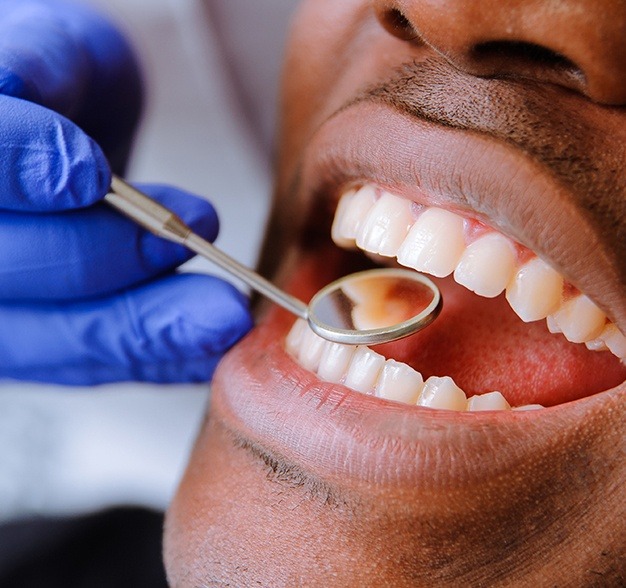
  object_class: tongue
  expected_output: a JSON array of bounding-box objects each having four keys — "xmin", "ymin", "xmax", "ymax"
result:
[{"xmin": 374, "ymin": 276, "xmax": 626, "ymax": 407}]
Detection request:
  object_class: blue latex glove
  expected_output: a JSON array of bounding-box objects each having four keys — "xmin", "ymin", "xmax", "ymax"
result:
[{"xmin": 0, "ymin": 0, "xmax": 253, "ymax": 385}]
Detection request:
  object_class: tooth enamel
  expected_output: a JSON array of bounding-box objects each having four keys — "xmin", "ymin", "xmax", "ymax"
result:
[
  {"xmin": 599, "ymin": 323, "xmax": 626, "ymax": 358},
  {"xmin": 374, "ymin": 360, "xmax": 424, "ymax": 404},
  {"xmin": 550, "ymin": 295, "xmax": 606, "ymax": 343},
  {"xmin": 397, "ymin": 208, "xmax": 466, "ymax": 277},
  {"xmin": 506, "ymin": 258, "xmax": 563, "ymax": 322},
  {"xmin": 331, "ymin": 185, "xmax": 377, "ymax": 245},
  {"xmin": 466, "ymin": 391, "xmax": 511, "ymax": 411},
  {"xmin": 453, "ymin": 233, "xmax": 517, "ymax": 298},
  {"xmin": 286, "ymin": 318, "xmax": 307, "ymax": 353},
  {"xmin": 344, "ymin": 346, "xmax": 386, "ymax": 394},
  {"xmin": 417, "ymin": 376, "xmax": 467, "ymax": 411},
  {"xmin": 318, "ymin": 341, "xmax": 356, "ymax": 382},
  {"xmin": 298, "ymin": 328, "xmax": 327, "ymax": 371},
  {"xmin": 356, "ymin": 192, "xmax": 415, "ymax": 256}
]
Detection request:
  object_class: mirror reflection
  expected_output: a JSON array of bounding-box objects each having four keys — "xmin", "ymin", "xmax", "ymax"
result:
[{"xmin": 309, "ymin": 270, "xmax": 438, "ymax": 334}]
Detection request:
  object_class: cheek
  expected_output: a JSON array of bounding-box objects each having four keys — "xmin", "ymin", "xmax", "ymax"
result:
[{"xmin": 164, "ymin": 411, "xmax": 626, "ymax": 586}]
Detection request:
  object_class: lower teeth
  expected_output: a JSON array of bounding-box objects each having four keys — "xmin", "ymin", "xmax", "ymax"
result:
[{"xmin": 285, "ymin": 320, "xmax": 543, "ymax": 412}]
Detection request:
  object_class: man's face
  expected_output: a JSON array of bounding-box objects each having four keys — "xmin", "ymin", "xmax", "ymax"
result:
[{"xmin": 165, "ymin": 1, "xmax": 626, "ymax": 585}]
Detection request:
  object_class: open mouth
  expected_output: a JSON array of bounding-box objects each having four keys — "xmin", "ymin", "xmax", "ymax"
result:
[
  {"xmin": 285, "ymin": 183, "xmax": 626, "ymax": 412},
  {"xmin": 274, "ymin": 102, "xmax": 626, "ymax": 415}
]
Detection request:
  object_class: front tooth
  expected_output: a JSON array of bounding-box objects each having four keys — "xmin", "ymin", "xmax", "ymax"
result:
[
  {"xmin": 453, "ymin": 233, "xmax": 517, "ymax": 298},
  {"xmin": 550, "ymin": 295, "xmax": 606, "ymax": 343},
  {"xmin": 356, "ymin": 192, "xmax": 415, "ymax": 256},
  {"xmin": 285, "ymin": 319, "xmax": 307, "ymax": 354},
  {"xmin": 298, "ymin": 328, "xmax": 327, "ymax": 371},
  {"xmin": 374, "ymin": 360, "xmax": 425, "ymax": 404},
  {"xmin": 344, "ymin": 346, "xmax": 386, "ymax": 394},
  {"xmin": 466, "ymin": 391, "xmax": 511, "ymax": 411},
  {"xmin": 417, "ymin": 376, "xmax": 467, "ymax": 411},
  {"xmin": 331, "ymin": 185, "xmax": 377, "ymax": 245},
  {"xmin": 317, "ymin": 342, "xmax": 356, "ymax": 382},
  {"xmin": 397, "ymin": 208, "xmax": 466, "ymax": 277},
  {"xmin": 506, "ymin": 258, "xmax": 563, "ymax": 322}
]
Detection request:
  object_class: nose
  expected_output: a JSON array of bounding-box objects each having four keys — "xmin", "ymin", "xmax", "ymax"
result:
[{"xmin": 373, "ymin": 0, "xmax": 626, "ymax": 105}]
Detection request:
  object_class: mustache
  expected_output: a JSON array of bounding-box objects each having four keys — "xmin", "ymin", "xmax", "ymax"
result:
[{"xmin": 357, "ymin": 58, "xmax": 608, "ymax": 193}]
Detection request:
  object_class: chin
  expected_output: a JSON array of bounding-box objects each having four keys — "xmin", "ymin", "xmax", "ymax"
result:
[{"xmin": 163, "ymin": 1, "xmax": 626, "ymax": 585}]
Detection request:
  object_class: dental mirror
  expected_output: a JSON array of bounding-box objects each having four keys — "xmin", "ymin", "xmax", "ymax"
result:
[{"xmin": 105, "ymin": 176, "xmax": 442, "ymax": 346}]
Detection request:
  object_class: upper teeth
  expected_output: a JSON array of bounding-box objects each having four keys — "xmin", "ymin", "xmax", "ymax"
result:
[{"xmin": 331, "ymin": 184, "xmax": 626, "ymax": 359}]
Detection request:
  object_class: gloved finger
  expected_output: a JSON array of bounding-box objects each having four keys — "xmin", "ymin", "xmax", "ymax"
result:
[
  {"xmin": 0, "ymin": 0, "xmax": 142, "ymax": 171},
  {"xmin": 0, "ymin": 183, "xmax": 219, "ymax": 301},
  {"xmin": 0, "ymin": 273, "xmax": 252, "ymax": 386},
  {"xmin": 0, "ymin": 95, "xmax": 110, "ymax": 211}
]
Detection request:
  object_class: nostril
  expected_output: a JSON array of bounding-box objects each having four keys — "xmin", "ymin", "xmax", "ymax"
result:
[
  {"xmin": 472, "ymin": 40, "xmax": 585, "ymax": 85},
  {"xmin": 377, "ymin": 7, "xmax": 421, "ymax": 43}
]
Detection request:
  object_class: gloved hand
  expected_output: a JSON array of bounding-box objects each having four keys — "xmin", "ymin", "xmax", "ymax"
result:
[{"xmin": 0, "ymin": 0, "xmax": 253, "ymax": 385}]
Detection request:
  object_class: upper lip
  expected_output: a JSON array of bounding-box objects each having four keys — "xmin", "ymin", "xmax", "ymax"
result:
[{"xmin": 295, "ymin": 74, "xmax": 626, "ymax": 333}]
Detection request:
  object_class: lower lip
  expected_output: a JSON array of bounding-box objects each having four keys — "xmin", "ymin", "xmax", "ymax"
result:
[{"xmin": 211, "ymin": 308, "xmax": 625, "ymax": 487}]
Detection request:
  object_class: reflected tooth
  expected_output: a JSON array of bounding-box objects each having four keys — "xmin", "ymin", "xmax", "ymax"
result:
[
  {"xmin": 397, "ymin": 208, "xmax": 466, "ymax": 277},
  {"xmin": 551, "ymin": 295, "xmax": 606, "ymax": 343},
  {"xmin": 512, "ymin": 404, "xmax": 544, "ymax": 411},
  {"xmin": 600, "ymin": 323, "xmax": 626, "ymax": 358},
  {"xmin": 453, "ymin": 233, "xmax": 517, "ymax": 298},
  {"xmin": 417, "ymin": 376, "xmax": 467, "ymax": 411},
  {"xmin": 375, "ymin": 360, "xmax": 424, "ymax": 404},
  {"xmin": 344, "ymin": 346, "xmax": 385, "ymax": 394},
  {"xmin": 356, "ymin": 192, "xmax": 415, "ymax": 256},
  {"xmin": 286, "ymin": 319, "xmax": 307, "ymax": 354},
  {"xmin": 331, "ymin": 185, "xmax": 377, "ymax": 245},
  {"xmin": 298, "ymin": 328, "xmax": 327, "ymax": 371},
  {"xmin": 506, "ymin": 258, "xmax": 563, "ymax": 322},
  {"xmin": 467, "ymin": 391, "xmax": 511, "ymax": 411},
  {"xmin": 318, "ymin": 342, "xmax": 356, "ymax": 382}
]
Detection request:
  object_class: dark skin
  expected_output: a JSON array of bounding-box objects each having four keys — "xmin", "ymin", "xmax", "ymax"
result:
[{"xmin": 164, "ymin": 1, "xmax": 626, "ymax": 585}]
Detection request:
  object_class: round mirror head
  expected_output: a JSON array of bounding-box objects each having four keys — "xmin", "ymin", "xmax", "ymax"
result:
[{"xmin": 307, "ymin": 268, "xmax": 442, "ymax": 345}]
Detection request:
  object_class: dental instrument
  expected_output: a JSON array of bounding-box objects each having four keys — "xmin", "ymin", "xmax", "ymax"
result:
[{"xmin": 105, "ymin": 176, "xmax": 442, "ymax": 345}]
